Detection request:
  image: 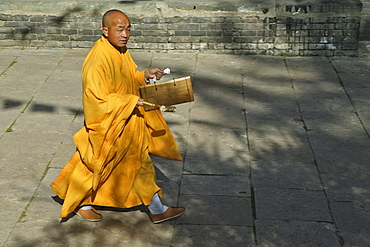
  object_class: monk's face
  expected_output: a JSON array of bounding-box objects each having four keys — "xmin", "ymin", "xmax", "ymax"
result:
[{"xmin": 102, "ymin": 12, "xmax": 131, "ymax": 48}]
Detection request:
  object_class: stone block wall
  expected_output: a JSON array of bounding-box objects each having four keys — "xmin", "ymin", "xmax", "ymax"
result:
[
  {"xmin": 360, "ymin": 0, "xmax": 370, "ymax": 40},
  {"xmin": 0, "ymin": 0, "xmax": 364, "ymax": 56}
]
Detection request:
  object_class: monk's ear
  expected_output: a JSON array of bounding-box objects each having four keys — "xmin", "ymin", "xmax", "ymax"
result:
[{"xmin": 102, "ymin": 27, "xmax": 108, "ymax": 37}]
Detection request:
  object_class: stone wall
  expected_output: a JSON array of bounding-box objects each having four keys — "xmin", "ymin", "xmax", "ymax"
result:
[
  {"xmin": 0, "ymin": 0, "xmax": 364, "ymax": 56},
  {"xmin": 360, "ymin": 0, "xmax": 370, "ymax": 40}
]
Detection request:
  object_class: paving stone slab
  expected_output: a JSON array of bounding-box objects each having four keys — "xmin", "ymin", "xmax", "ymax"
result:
[
  {"xmin": 0, "ymin": 210, "xmax": 23, "ymax": 245},
  {"xmin": 296, "ymin": 95, "xmax": 354, "ymax": 114},
  {"xmin": 242, "ymin": 72, "xmax": 292, "ymax": 87},
  {"xmin": 196, "ymin": 54, "xmax": 243, "ymax": 82},
  {"xmin": 177, "ymin": 195, "xmax": 253, "ymax": 226},
  {"xmin": 244, "ymin": 101, "xmax": 300, "ymax": 119},
  {"xmin": 190, "ymin": 107, "xmax": 246, "ymax": 129},
  {"xmin": 193, "ymin": 77, "xmax": 243, "ymax": 93},
  {"xmin": 244, "ymin": 89, "xmax": 297, "ymax": 107},
  {"xmin": 252, "ymin": 164, "xmax": 322, "ymax": 190},
  {"xmin": 0, "ymin": 49, "xmax": 22, "ymax": 75},
  {"xmin": 244, "ymin": 85, "xmax": 297, "ymax": 105},
  {"xmin": 341, "ymin": 232, "xmax": 370, "ymax": 247},
  {"xmin": 0, "ymin": 94, "xmax": 29, "ymax": 112},
  {"xmin": 35, "ymin": 71, "xmax": 84, "ymax": 101},
  {"xmin": 247, "ymin": 124, "xmax": 307, "ymax": 142},
  {"xmin": 246, "ymin": 104, "xmax": 298, "ymax": 119},
  {"xmin": 29, "ymin": 99, "xmax": 81, "ymax": 115},
  {"xmin": 173, "ymin": 225, "xmax": 255, "ymax": 247},
  {"xmin": 347, "ymin": 87, "xmax": 370, "ymax": 101},
  {"xmin": 288, "ymin": 68, "xmax": 339, "ymax": 82},
  {"xmin": 248, "ymin": 138, "xmax": 312, "ymax": 166},
  {"xmin": 160, "ymin": 103, "xmax": 191, "ymax": 148},
  {"xmin": 330, "ymin": 58, "xmax": 370, "ymax": 74},
  {"xmin": 0, "ymin": 131, "xmax": 63, "ymax": 156},
  {"xmin": 151, "ymin": 156, "xmax": 183, "ymax": 180},
  {"xmin": 285, "ymin": 57, "xmax": 338, "ymax": 81},
  {"xmin": 255, "ymin": 219, "xmax": 339, "ymax": 247},
  {"xmin": 338, "ymin": 72, "xmax": 370, "ymax": 89},
  {"xmin": 194, "ymin": 77, "xmax": 242, "ymax": 96},
  {"xmin": 248, "ymin": 136, "xmax": 314, "ymax": 162},
  {"xmin": 240, "ymin": 55, "xmax": 287, "ymax": 71},
  {"xmin": 0, "ymin": 229, "xmax": 13, "ymax": 247},
  {"xmin": 247, "ymin": 119, "xmax": 305, "ymax": 135},
  {"xmin": 47, "ymin": 116, "xmax": 84, "ymax": 169},
  {"xmin": 0, "ymin": 79, "xmax": 38, "ymax": 101},
  {"xmin": 301, "ymin": 110, "xmax": 363, "ymax": 130},
  {"xmin": 0, "ymin": 179, "xmax": 41, "ymax": 244},
  {"xmin": 184, "ymin": 149, "xmax": 250, "ymax": 175},
  {"xmin": 247, "ymin": 120, "xmax": 303, "ymax": 139},
  {"xmin": 249, "ymin": 128, "xmax": 304, "ymax": 147},
  {"xmin": 48, "ymin": 143, "xmax": 79, "ymax": 168},
  {"xmin": 194, "ymin": 62, "xmax": 242, "ymax": 84},
  {"xmin": 180, "ymin": 174, "xmax": 251, "ymax": 197},
  {"xmin": 291, "ymin": 78, "xmax": 343, "ymax": 91},
  {"xmin": 94, "ymin": 210, "xmax": 174, "ymax": 246},
  {"xmin": 0, "ymin": 152, "xmax": 50, "ymax": 180},
  {"xmin": 130, "ymin": 51, "xmax": 154, "ymax": 71},
  {"xmin": 241, "ymin": 56, "xmax": 286, "ymax": 74},
  {"xmin": 1, "ymin": 51, "xmax": 66, "ymax": 91},
  {"xmin": 187, "ymin": 125, "xmax": 248, "ymax": 152},
  {"xmin": 0, "ymin": 179, "xmax": 40, "ymax": 206},
  {"xmin": 356, "ymin": 108, "xmax": 370, "ymax": 131},
  {"xmin": 242, "ymin": 55, "xmax": 290, "ymax": 76},
  {"xmin": 321, "ymin": 174, "xmax": 370, "ymax": 203},
  {"xmin": 309, "ymin": 141, "xmax": 370, "ymax": 178},
  {"xmin": 192, "ymin": 89, "xmax": 245, "ymax": 110},
  {"xmin": 254, "ymin": 187, "xmax": 331, "ymax": 221},
  {"xmin": 6, "ymin": 221, "xmax": 95, "ymax": 247},
  {"xmin": 34, "ymin": 82, "xmax": 82, "ymax": 101},
  {"xmin": 0, "ymin": 109, "xmax": 22, "ymax": 136},
  {"xmin": 11, "ymin": 112, "xmax": 76, "ymax": 133},
  {"xmin": 330, "ymin": 201, "xmax": 370, "ymax": 234},
  {"xmin": 308, "ymin": 128, "xmax": 370, "ymax": 150},
  {"xmin": 150, "ymin": 53, "xmax": 198, "ymax": 78},
  {"xmin": 62, "ymin": 113, "xmax": 85, "ymax": 141}
]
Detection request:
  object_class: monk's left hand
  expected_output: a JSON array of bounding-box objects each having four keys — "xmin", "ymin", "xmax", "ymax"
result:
[
  {"xmin": 145, "ymin": 68, "xmax": 166, "ymax": 81},
  {"xmin": 136, "ymin": 98, "xmax": 144, "ymax": 106}
]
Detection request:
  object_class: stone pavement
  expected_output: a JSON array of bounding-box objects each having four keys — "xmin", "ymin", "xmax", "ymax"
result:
[{"xmin": 0, "ymin": 44, "xmax": 370, "ymax": 247}]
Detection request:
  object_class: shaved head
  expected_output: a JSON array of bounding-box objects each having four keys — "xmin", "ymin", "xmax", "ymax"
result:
[
  {"xmin": 102, "ymin": 9, "xmax": 128, "ymax": 28},
  {"xmin": 102, "ymin": 9, "xmax": 131, "ymax": 49}
]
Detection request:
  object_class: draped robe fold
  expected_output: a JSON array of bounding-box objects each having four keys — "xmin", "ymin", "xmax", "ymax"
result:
[{"xmin": 50, "ymin": 37, "xmax": 182, "ymax": 218}]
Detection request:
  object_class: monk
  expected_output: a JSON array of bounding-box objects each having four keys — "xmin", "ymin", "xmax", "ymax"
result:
[{"xmin": 50, "ymin": 9, "xmax": 185, "ymax": 224}]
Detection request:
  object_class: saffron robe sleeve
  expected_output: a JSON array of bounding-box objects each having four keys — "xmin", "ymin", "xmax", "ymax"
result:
[{"xmin": 50, "ymin": 37, "xmax": 181, "ymax": 218}]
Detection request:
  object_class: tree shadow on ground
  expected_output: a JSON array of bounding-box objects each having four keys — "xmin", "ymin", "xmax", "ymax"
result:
[{"xmin": 1, "ymin": 48, "xmax": 370, "ymax": 246}]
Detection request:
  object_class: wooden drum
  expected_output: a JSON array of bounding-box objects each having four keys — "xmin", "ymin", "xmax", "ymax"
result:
[{"xmin": 139, "ymin": 76, "xmax": 194, "ymax": 111}]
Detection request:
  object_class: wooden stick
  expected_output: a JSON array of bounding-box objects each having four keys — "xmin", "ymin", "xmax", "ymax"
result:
[
  {"xmin": 142, "ymin": 101, "xmax": 177, "ymax": 112},
  {"xmin": 142, "ymin": 101, "xmax": 161, "ymax": 107}
]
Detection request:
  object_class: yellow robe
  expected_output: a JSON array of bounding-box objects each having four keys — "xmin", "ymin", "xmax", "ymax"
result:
[{"xmin": 50, "ymin": 37, "xmax": 182, "ymax": 218}]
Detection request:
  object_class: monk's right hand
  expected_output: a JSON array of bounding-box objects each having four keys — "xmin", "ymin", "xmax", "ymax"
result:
[{"xmin": 145, "ymin": 68, "xmax": 165, "ymax": 81}]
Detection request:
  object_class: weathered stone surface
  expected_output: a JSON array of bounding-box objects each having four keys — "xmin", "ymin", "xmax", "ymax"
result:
[
  {"xmin": 255, "ymin": 219, "xmax": 339, "ymax": 247},
  {"xmin": 178, "ymin": 195, "xmax": 253, "ymax": 226},
  {"xmin": 331, "ymin": 201, "xmax": 370, "ymax": 234},
  {"xmin": 173, "ymin": 225, "xmax": 255, "ymax": 247},
  {"xmin": 0, "ymin": 45, "xmax": 369, "ymax": 246},
  {"xmin": 184, "ymin": 149, "xmax": 250, "ymax": 175},
  {"xmin": 255, "ymin": 187, "xmax": 331, "ymax": 221},
  {"xmin": 181, "ymin": 174, "xmax": 251, "ymax": 196},
  {"xmin": 252, "ymin": 163, "xmax": 322, "ymax": 190}
]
